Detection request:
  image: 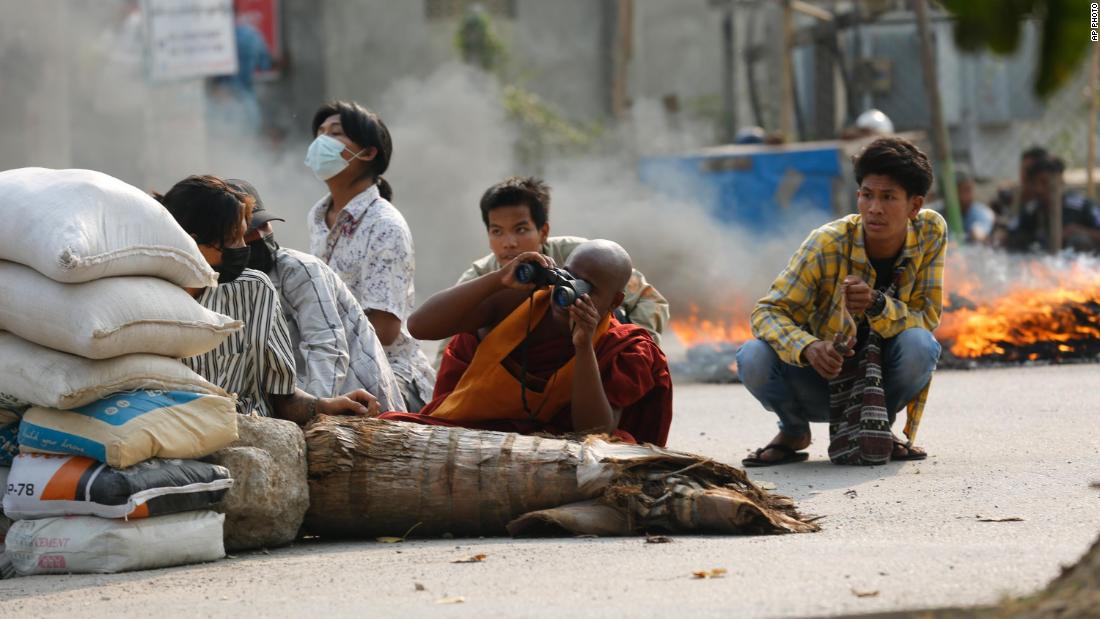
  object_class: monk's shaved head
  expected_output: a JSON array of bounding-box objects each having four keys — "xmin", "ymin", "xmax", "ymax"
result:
[{"xmin": 565, "ymin": 240, "xmax": 633, "ymax": 311}]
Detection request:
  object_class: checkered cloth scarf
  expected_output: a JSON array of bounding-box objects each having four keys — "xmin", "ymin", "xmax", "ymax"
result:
[{"xmin": 827, "ymin": 259, "xmax": 910, "ymax": 465}]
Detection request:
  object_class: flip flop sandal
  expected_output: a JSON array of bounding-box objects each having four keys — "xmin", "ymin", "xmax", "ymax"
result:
[
  {"xmin": 742, "ymin": 443, "xmax": 810, "ymax": 467},
  {"xmin": 891, "ymin": 441, "xmax": 928, "ymax": 461}
]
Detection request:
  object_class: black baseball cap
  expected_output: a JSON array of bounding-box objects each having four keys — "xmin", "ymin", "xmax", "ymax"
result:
[{"xmin": 225, "ymin": 178, "xmax": 286, "ymax": 231}]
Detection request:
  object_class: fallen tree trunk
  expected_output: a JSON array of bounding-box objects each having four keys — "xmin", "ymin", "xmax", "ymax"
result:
[{"xmin": 304, "ymin": 417, "xmax": 817, "ymax": 538}]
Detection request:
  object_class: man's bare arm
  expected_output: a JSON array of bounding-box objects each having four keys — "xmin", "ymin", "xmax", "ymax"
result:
[
  {"xmin": 408, "ymin": 252, "xmax": 552, "ymax": 341},
  {"xmin": 272, "ymin": 388, "xmax": 379, "ymax": 425}
]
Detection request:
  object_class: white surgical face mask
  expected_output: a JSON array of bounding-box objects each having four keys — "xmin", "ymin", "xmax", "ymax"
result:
[{"xmin": 304, "ymin": 134, "xmax": 365, "ymax": 181}]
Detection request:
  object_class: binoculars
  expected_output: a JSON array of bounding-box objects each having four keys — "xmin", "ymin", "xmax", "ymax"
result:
[{"xmin": 514, "ymin": 262, "xmax": 593, "ymax": 307}]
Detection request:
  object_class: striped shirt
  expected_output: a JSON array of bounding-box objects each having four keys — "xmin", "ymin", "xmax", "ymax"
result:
[
  {"xmin": 183, "ymin": 269, "xmax": 297, "ymax": 417},
  {"xmin": 750, "ymin": 209, "xmax": 947, "ymax": 441},
  {"xmin": 269, "ymin": 247, "xmax": 406, "ymax": 412}
]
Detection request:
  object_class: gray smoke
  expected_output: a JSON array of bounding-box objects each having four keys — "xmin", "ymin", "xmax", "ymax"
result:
[
  {"xmin": 370, "ymin": 63, "xmax": 825, "ymax": 332},
  {"xmin": 0, "ymin": 7, "xmax": 829, "ymax": 355}
]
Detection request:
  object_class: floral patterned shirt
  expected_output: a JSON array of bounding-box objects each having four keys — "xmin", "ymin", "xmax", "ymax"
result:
[{"xmin": 308, "ymin": 185, "xmax": 435, "ymax": 408}]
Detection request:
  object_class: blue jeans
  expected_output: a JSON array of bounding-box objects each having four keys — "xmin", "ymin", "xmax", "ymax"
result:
[{"xmin": 736, "ymin": 328, "xmax": 940, "ymax": 438}]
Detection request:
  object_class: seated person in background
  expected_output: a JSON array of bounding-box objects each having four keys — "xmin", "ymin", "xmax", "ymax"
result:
[
  {"xmin": 158, "ymin": 175, "xmax": 380, "ymax": 424},
  {"xmin": 990, "ymin": 146, "xmax": 1049, "ymax": 217},
  {"xmin": 435, "ymin": 176, "xmax": 669, "ymax": 367},
  {"xmin": 382, "ymin": 240, "xmax": 673, "ymax": 446},
  {"xmin": 227, "ymin": 179, "xmax": 405, "ymax": 412},
  {"xmin": 1004, "ymin": 156, "xmax": 1100, "ymax": 253},
  {"xmin": 928, "ymin": 171, "xmax": 995, "ymax": 244}
]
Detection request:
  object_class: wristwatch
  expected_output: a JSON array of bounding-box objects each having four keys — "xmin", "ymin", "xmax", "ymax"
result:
[{"xmin": 867, "ymin": 290, "xmax": 886, "ymax": 316}]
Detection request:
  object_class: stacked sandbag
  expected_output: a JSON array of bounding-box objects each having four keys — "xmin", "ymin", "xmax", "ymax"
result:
[
  {"xmin": 0, "ymin": 167, "xmax": 217, "ymax": 286},
  {"xmin": 3, "ymin": 393, "xmax": 236, "ymax": 576},
  {"xmin": 17, "ymin": 390, "xmax": 239, "ymax": 467},
  {"xmin": 2, "ymin": 455, "xmax": 229, "ymax": 575},
  {"xmin": 0, "ymin": 167, "xmax": 242, "ymax": 575}
]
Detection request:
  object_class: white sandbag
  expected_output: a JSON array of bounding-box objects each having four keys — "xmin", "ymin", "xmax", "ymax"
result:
[
  {"xmin": 3, "ymin": 454, "xmax": 232, "ymax": 520},
  {"xmin": 0, "ymin": 167, "xmax": 216, "ymax": 287},
  {"xmin": 6, "ymin": 510, "xmax": 225, "ymax": 575},
  {"xmin": 19, "ymin": 390, "xmax": 239, "ymax": 469},
  {"xmin": 0, "ymin": 331, "xmax": 226, "ymax": 410},
  {"xmin": 0, "ymin": 261, "xmax": 242, "ymax": 359},
  {"xmin": 0, "ymin": 410, "xmax": 16, "ymax": 466}
]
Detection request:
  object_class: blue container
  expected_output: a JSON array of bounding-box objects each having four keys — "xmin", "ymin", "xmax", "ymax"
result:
[{"xmin": 638, "ymin": 142, "xmax": 844, "ymax": 231}]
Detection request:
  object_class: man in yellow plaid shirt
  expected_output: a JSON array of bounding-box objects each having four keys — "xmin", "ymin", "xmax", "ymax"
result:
[{"xmin": 737, "ymin": 137, "xmax": 946, "ymax": 466}]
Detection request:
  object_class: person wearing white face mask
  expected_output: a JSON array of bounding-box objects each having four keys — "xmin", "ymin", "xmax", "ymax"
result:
[{"xmin": 305, "ymin": 100, "xmax": 436, "ymax": 411}]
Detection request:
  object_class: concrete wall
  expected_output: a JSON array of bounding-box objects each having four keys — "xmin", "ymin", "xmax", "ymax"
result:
[
  {"xmin": 313, "ymin": 0, "xmax": 609, "ymax": 124},
  {"xmin": 629, "ymin": 0, "xmax": 793, "ymax": 143},
  {"xmin": 0, "ymin": 0, "xmax": 207, "ymax": 191},
  {"xmin": 509, "ymin": 0, "xmax": 608, "ymax": 121},
  {"xmin": 319, "ymin": 1, "xmax": 454, "ymax": 113}
]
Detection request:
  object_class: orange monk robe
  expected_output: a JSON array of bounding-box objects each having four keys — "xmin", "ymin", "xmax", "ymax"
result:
[{"xmin": 381, "ymin": 294, "xmax": 673, "ymax": 446}]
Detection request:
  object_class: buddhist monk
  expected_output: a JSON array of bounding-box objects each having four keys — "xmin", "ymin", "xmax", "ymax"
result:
[{"xmin": 381, "ymin": 240, "xmax": 672, "ymax": 446}]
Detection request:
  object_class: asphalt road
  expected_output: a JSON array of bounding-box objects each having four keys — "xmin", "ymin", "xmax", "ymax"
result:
[{"xmin": 2, "ymin": 365, "xmax": 1098, "ymax": 618}]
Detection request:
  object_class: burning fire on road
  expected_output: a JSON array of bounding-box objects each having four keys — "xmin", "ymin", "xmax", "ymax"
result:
[{"xmin": 670, "ymin": 248, "xmax": 1100, "ymax": 382}]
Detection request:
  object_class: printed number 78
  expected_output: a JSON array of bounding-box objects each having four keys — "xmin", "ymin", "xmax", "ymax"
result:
[{"xmin": 6, "ymin": 483, "xmax": 34, "ymax": 496}]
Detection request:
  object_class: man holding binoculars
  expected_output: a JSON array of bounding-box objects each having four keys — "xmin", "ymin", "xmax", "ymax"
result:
[
  {"xmin": 380, "ymin": 241, "xmax": 673, "ymax": 446},
  {"xmin": 433, "ymin": 176, "xmax": 669, "ymax": 369}
]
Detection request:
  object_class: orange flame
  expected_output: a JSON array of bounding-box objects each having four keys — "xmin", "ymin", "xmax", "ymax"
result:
[
  {"xmin": 937, "ymin": 284, "xmax": 1100, "ymax": 358},
  {"xmin": 671, "ymin": 303, "xmax": 755, "ymax": 347},
  {"xmin": 670, "ymin": 253, "xmax": 1100, "ymax": 362}
]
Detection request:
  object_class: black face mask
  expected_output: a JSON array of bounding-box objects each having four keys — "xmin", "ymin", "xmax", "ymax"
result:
[
  {"xmin": 216, "ymin": 245, "xmax": 251, "ymax": 284},
  {"xmin": 246, "ymin": 233, "xmax": 279, "ymax": 273}
]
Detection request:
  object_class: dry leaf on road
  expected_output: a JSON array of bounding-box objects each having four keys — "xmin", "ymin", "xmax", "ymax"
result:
[
  {"xmin": 375, "ymin": 522, "xmax": 422, "ymax": 544},
  {"xmin": 414, "ymin": 583, "xmax": 425, "ymax": 592},
  {"xmin": 645, "ymin": 536, "xmax": 673, "ymax": 544},
  {"xmin": 851, "ymin": 589, "xmax": 880, "ymax": 598},
  {"xmin": 435, "ymin": 596, "xmax": 465, "ymax": 604},
  {"xmin": 692, "ymin": 568, "xmax": 728, "ymax": 579},
  {"xmin": 452, "ymin": 554, "xmax": 488, "ymax": 563}
]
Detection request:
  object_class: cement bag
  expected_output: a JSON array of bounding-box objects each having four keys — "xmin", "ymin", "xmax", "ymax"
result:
[
  {"xmin": 18, "ymin": 390, "xmax": 238, "ymax": 468},
  {"xmin": 0, "ymin": 331, "xmax": 225, "ymax": 410},
  {"xmin": 0, "ymin": 167, "xmax": 217, "ymax": 287},
  {"xmin": 0, "ymin": 261, "xmax": 242, "ymax": 359},
  {"xmin": 0, "ymin": 409, "xmax": 17, "ymax": 466},
  {"xmin": 3, "ymin": 454, "xmax": 232, "ymax": 520},
  {"xmin": 6, "ymin": 510, "xmax": 225, "ymax": 575}
]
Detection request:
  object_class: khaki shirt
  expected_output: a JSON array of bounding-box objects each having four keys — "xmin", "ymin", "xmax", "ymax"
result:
[{"xmin": 434, "ymin": 236, "xmax": 670, "ymax": 368}]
